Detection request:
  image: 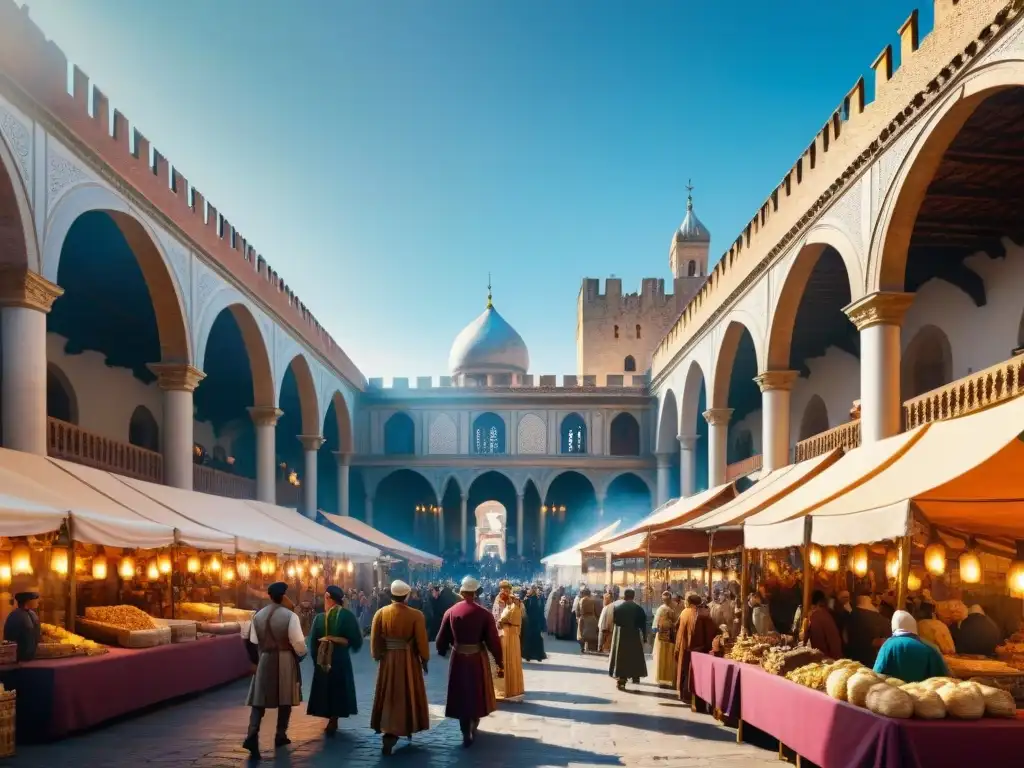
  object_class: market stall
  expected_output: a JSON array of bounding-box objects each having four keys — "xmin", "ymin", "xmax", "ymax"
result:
[
  {"xmin": 320, "ymin": 512, "xmax": 441, "ymax": 566},
  {"xmin": 541, "ymin": 520, "xmax": 620, "ymax": 586}
]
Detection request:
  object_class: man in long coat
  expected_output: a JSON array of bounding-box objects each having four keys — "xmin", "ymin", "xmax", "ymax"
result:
[
  {"xmin": 436, "ymin": 576, "xmax": 503, "ymax": 747},
  {"xmin": 370, "ymin": 580, "xmax": 431, "ymax": 756},
  {"xmin": 673, "ymin": 593, "xmax": 702, "ymax": 699},
  {"xmin": 306, "ymin": 585, "xmax": 363, "ymax": 735},
  {"xmin": 608, "ymin": 588, "xmax": 647, "ymax": 691},
  {"xmin": 243, "ymin": 582, "xmax": 307, "ymax": 760}
]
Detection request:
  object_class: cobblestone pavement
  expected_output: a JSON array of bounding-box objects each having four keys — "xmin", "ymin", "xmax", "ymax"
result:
[{"xmin": 10, "ymin": 639, "xmax": 778, "ymax": 767}]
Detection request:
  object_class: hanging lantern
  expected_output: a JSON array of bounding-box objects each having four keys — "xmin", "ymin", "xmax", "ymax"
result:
[
  {"xmin": 237, "ymin": 558, "xmax": 251, "ymax": 580},
  {"xmin": 295, "ymin": 560, "xmax": 306, "ymax": 578},
  {"xmin": 11, "ymin": 542, "xmax": 33, "ymax": 576},
  {"xmin": 309, "ymin": 561, "xmax": 321, "ymax": 579},
  {"xmin": 119, "ymin": 555, "xmax": 136, "ymax": 580},
  {"xmin": 808, "ymin": 544, "xmax": 822, "ymax": 570},
  {"xmin": 285, "ymin": 561, "xmax": 297, "ymax": 579},
  {"xmin": 907, "ymin": 570, "xmax": 922, "ymax": 593},
  {"xmin": 1007, "ymin": 560, "xmax": 1024, "ymax": 596},
  {"xmin": 924, "ymin": 540, "xmax": 947, "ymax": 576},
  {"xmin": 158, "ymin": 552, "xmax": 172, "ymax": 575},
  {"xmin": 92, "ymin": 554, "xmax": 108, "ymax": 580},
  {"xmin": 223, "ymin": 567, "xmax": 235, "ymax": 583},
  {"xmin": 346, "ymin": 560, "xmax": 354, "ymax": 574},
  {"xmin": 959, "ymin": 548, "xmax": 982, "ymax": 585},
  {"xmin": 50, "ymin": 545, "xmax": 69, "ymax": 576},
  {"xmin": 146, "ymin": 558, "xmax": 160, "ymax": 580},
  {"xmin": 0, "ymin": 552, "xmax": 11, "ymax": 587},
  {"xmin": 885, "ymin": 549, "xmax": 899, "ymax": 580},
  {"xmin": 849, "ymin": 545, "xmax": 869, "ymax": 578},
  {"xmin": 186, "ymin": 555, "xmax": 201, "ymax": 574},
  {"xmin": 823, "ymin": 547, "xmax": 840, "ymax": 573},
  {"xmin": 207, "ymin": 554, "xmax": 222, "ymax": 573}
]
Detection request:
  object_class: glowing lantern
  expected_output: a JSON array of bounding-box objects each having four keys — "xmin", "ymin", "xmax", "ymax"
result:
[
  {"xmin": 849, "ymin": 545, "xmax": 869, "ymax": 578},
  {"xmin": 237, "ymin": 559, "xmax": 251, "ymax": 580},
  {"xmin": 0, "ymin": 552, "xmax": 11, "ymax": 587},
  {"xmin": 346, "ymin": 560, "xmax": 354, "ymax": 574},
  {"xmin": 11, "ymin": 543, "xmax": 33, "ymax": 576},
  {"xmin": 924, "ymin": 540, "xmax": 947, "ymax": 576},
  {"xmin": 823, "ymin": 547, "xmax": 840, "ymax": 573},
  {"xmin": 766, "ymin": 558, "xmax": 780, "ymax": 576},
  {"xmin": 295, "ymin": 561, "xmax": 306, "ymax": 578},
  {"xmin": 187, "ymin": 555, "xmax": 201, "ymax": 574},
  {"xmin": 885, "ymin": 549, "xmax": 900, "ymax": 580},
  {"xmin": 50, "ymin": 545, "xmax": 69, "ymax": 576},
  {"xmin": 92, "ymin": 555, "xmax": 108, "ymax": 580},
  {"xmin": 1008, "ymin": 561, "xmax": 1024, "ymax": 596},
  {"xmin": 223, "ymin": 567, "xmax": 235, "ymax": 583},
  {"xmin": 907, "ymin": 570, "xmax": 922, "ymax": 593},
  {"xmin": 158, "ymin": 553, "xmax": 172, "ymax": 575},
  {"xmin": 959, "ymin": 549, "xmax": 982, "ymax": 584},
  {"xmin": 119, "ymin": 555, "xmax": 136, "ymax": 580},
  {"xmin": 808, "ymin": 544, "xmax": 822, "ymax": 570},
  {"xmin": 310, "ymin": 562, "xmax": 321, "ymax": 578},
  {"xmin": 207, "ymin": 554, "xmax": 222, "ymax": 573},
  {"xmin": 726, "ymin": 569, "xmax": 738, "ymax": 583},
  {"xmin": 146, "ymin": 559, "xmax": 160, "ymax": 580},
  {"xmin": 285, "ymin": 562, "xmax": 296, "ymax": 579},
  {"xmin": 712, "ymin": 570, "xmax": 724, "ymax": 583}
]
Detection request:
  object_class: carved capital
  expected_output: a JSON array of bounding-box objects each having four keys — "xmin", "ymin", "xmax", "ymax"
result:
[
  {"xmin": 148, "ymin": 363, "xmax": 205, "ymax": 392},
  {"xmin": 677, "ymin": 434, "xmax": 700, "ymax": 451},
  {"xmin": 754, "ymin": 370, "xmax": 798, "ymax": 393},
  {"xmin": 843, "ymin": 291, "xmax": 914, "ymax": 331},
  {"xmin": 248, "ymin": 405, "xmax": 283, "ymax": 428},
  {"xmin": 298, "ymin": 434, "xmax": 326, "ymax": 452},
  {"xmin": 332, "ymin": 451, "xmax": 352, "ymax": 467},
  {"xmin": 0, "ymin": 268, "xmax": 63, "ymax": 312},
  {"xmin": 703, "ymin": 408, "xmax": 733, "ymax": 427}
]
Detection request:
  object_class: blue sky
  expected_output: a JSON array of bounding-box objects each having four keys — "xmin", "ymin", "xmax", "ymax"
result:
[{"xmin": 21, "ymin": 0, "xmax": 930, "ymax": 380}]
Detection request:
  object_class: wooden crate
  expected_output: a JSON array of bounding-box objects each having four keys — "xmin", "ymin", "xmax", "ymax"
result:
[
  {"xmin": 75, "ymin": 618, "xmax": 172, "ymax": 648},
  {"xmin": 153, "ymin": 618, "xmax": 198, "ymax": 643}
]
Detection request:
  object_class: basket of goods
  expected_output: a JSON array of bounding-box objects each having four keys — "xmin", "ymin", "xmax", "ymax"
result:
[
  {"xmin": 763, "ymin": 644, "xmax": 825, "ymax": 676},
  {"xmin": 0, "ymin": 686, "xmax": 14, "ymax": 758},
  {"xmin": 39, "ymin": 623, "xmax": 108, "ymax": 657},
  {"xmin": 153, "ymin": 618, "xmax": 198, "ymax": 643},
  {"xmin": 78, "ymin": 606, "xmax": 171, "ymax": 648},
  {"xmin": 0, "ymin": 642, "xmax": 16, "ymax": 667},
  {"xmin": 944, "ymin": 655, "xmax": 1024, "ymax": 679}
]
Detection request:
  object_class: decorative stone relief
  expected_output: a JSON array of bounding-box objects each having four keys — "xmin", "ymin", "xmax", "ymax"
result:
[
  {"xmin": 875, "ymin": 119, "xmax": 925, "ymax": 216},
  {"xmin": 155, "ymin": 229, "xmax": 192, "ymax": 318},
  {"xmin": 0, "ymin": 106, "xmax": 31, "ymax": 187},
  {"xmin": 429, "ymin": 413, "xmax": 458, "ymax": 455},
  {"xmin": 819, "ymin": 178, "xmax": 864, "ymax": 258},
  {"xmin": 516, "ymin": 413, "xmax": 547, "ymax": 454},
  {"xmin": 46, "ymin": 152, "xmax": 86, "ymax": 215}
]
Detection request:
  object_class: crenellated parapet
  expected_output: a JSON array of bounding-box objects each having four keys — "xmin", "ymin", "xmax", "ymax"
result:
[{"xmin": 365, "ymin": 374, "xmax": 651, "ymax": 393}]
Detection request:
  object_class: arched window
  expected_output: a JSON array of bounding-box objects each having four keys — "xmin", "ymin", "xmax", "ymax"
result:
[
  {"xmin": 623, "ymin": 355, "xmax": 637, "ymax": 372},
  {"xmin": 128, "ymin": 405, "xmax": 160, "ymax": 452},
  {"xmin": 384, "ymin": 412, "xmax": 416, "ymax": 455},
  {"xmin": 687, "ymin": 260, "xmax": 697, "ymax": 277},
  {"xmin": 609, "ymin": 412, "xmax": 641, "ymax": 456},
  {"xmin": 798, "ymin": 395, "xmax": 830, "ymax": 441},
  {"xmin": 613, "ymin": 325, "xmax": 619, "ymax": 339},
  {"xmin": 46, "ymin": 364, "xmax": 78, "ymax": 424},
  {"xmin": 635, "ymin": 324, "xmax": 641, "ymax": 339},
  {"xmin": 901, "ymin": 325, "xmax": 953, "ymax": 401},
  {"xmin": 560, "ymin": 413, "xmax": 587, "ymax": 454},
  {"xmin": 472, "ymin": 412, "xmax": 506, "ymax": 455}
]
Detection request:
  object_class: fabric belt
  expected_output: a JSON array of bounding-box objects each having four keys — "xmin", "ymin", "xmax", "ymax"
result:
[
  {"xmin": 384, "ymin": 638, "xmax": 411, "ymax": 651},
  {"xmin": 454, "ymin": 643, "xmax": 482, "ymax": 655}
]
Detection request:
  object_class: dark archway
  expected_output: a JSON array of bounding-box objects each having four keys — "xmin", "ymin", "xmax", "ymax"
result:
[
  {"xmin": 440, "ymin": 477, "xmax": 462, "ymax": 557},
  {"xmin": 798, "ymin": 395, "xmax": 830, "ymax": 441},
  {"xmin": 46, "ymin": 364, "xmax": 77, "ymax": 425},
  {"xmin": 544, "ymin": 471, "xmax": 598, "ymax": 556},
  {"xmin": 128, "ymin": 405, "xmax": 160, "ymax": 452},
  {"xmin": 467, "ymin": 471, "xmax": 517, "ymax": 560},
  {"xmin": 472, "ymin": 413, "xmax": 506, "ymax": 455},
  {"xmin": 560, "ymin": 413, "xmax": 587, "ymax": 454},
  {"xmin": 605, "ymin": 472, "xmax": 652, "ymax": 529},
  {"xmin": 901, "ymin": 325, "xmax": 953, "ymax": 402},
  {"xmin": 522, "ymin": 479, "xmax": 542, "ymax": 559},
  {"xmin": 374, "ymin": 469, "xmax": 436, "ymax": 551},
  {"xmin": 384, "ymin": 412, "xmax": 416, "ymax": 455},
  {"xmin": 624, "ymin": 355, "xmax": 637, "ymax": 373},
  {"xmin": 609, "ymin": 412, "xmax": 640, "ymax": 456}
]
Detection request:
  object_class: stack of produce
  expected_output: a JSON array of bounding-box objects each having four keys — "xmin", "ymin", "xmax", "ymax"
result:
[
  {"xmin": 762, "ymin": 645, "xmax": 825, "ymax": 676},
  {"xmin": 727, "ymin": 634, "xmax": 782, "ymax": 665},
  {"xmin": 40, "ymin": 623, "xmax": 107, "ymax": 654},
  {"xmin": 79, "ymin": 605, "xmax": 170, "ymax": 648},
  {"xmin": 177, "ymin": 602, "xmax": 254, "ymax": 623},
  {"xmin": 84, "ymin": 605, "xmax": 157, "ymax": 631}
]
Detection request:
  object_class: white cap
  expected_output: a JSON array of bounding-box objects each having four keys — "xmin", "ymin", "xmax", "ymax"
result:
[
  {"xmin": 390, "ymin": 580, "xmax": 411, "ymax": 597},
  {"xmin": 460, "ymin": 576, "xmax": 481, "ymax": 593}
]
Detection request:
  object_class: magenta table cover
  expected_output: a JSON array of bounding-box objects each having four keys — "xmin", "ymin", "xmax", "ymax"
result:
[{"xmin": 688, "ymin": 653, "xmax": 742, "ymax": 718}]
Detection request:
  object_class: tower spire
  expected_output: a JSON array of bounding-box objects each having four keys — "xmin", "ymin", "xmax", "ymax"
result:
[
  {"xmin": 486, "ymin": 273, "xmax": 493, "ymax": 309},
  {"xmin": 686, "ymin": 178, "xmax": 694, "ymax": 211}
]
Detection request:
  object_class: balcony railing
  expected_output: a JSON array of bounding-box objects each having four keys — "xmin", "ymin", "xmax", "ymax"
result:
[
  {"xmin": 47, "ymin": 417, "xmax": 163, "ymax": 483},
  {"xmin": 903, "ymin": 356, "xmax": 1024, "ymax": 430},
  {"xmin": 193, "ymin": 464, "xmax": 257, "ymax": 500},
  {"xmin": 726, "ymin": 454, "xmax": 762, "ymax": 482},
  {"xmin": 794, "ymin": 419, "xmax": 862, "ymax": 462}
]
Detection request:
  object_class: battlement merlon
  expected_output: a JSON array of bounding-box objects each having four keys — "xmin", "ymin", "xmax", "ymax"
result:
[
  {"xmin": 0, "ymin": 1, "xmax": 366, "ymax": 390},
  {"xmin": 578, "ymin": 277, "xmax": 674, "ymax": 307},
  {"xmin": 650, "ymin": 0, "xmax": 1020, "ymax": 382}
]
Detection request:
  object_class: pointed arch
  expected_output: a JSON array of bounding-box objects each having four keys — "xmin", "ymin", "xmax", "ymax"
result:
[
  {"xmin": 0, "ymin": 125, "xmax": 40, "ymax": 272},
  {"xmin": 901, "ymin": 324, "xmax": 953, "ymax": 402},
  {"xmin": 279, "ymin": 354, "xmax": 319, "ymax": 435},
  {"xmin": 798, "ymin": 395, "xmax": 829, "ymax": 441},
  {"xmin": 609, "ymin": 412, "xmax": 640, "ymax": 456},
  {"xmin": 472, "ymin": 412, "xmax": 506, "ymax": 455},
  {"xmin": 200, "ymin": 303, "xmax": 274, "ymax": 407},
  {"xmin": 559, "ymin": 412, "xmax": 587, "ymax": 454},
  {"xmin": 679, "ymin": 360, "xmax": 708, "ymax": 438},
  {"xmin": 325, "ymin": 390, "xmax": 354, "ymax": 454},
  {"xmin": 384, "ymin": 411, "xmax": 416, "ymax": 455},
  {"xmin": 656, "ymin": 389, "xmax": 678, "ymax": 454},
  {"xmin": 711, "ymin": 318, "xmax": 763, "ymax": 410}
]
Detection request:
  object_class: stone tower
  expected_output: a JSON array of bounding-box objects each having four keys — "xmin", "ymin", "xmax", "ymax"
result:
[{"xmin": 576, "ymin": 187, "xmax": 711, "ymax": 384}]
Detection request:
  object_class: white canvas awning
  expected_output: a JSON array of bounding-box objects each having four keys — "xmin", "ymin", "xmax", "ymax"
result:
[
  {"xmin": 742, "ymin": 428, "xmax": 927, "ymax": 551},
  {"xmin": 320, "ymin": 513, "xmax": 437, "ymax": 565},
  {"xmin": 248, "ymin": 504, "xmax": 380, "ymax": 563},
  {"xmin": 542, "ymin": 520, "xmax": 621, "ymax": 567},
  {"xmin": 0, "ymin": 491, "xmax": 71, "ymax": 538},
  {"xmin": 811, "ymin": 394, "xmax": 1024, "ymax": 545}
]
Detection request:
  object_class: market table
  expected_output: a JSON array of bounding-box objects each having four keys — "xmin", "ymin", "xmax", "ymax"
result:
[
  {"xmin": 688, "ymin": 653, "xmax": 742, "ymax": 719},
  {"xmin": 739, "ymin": 664, "xmax": 1024, "ymax": 768},
  {"xmin": 0, "ymin": 634, "xmax": 252, "ymax": 742}
]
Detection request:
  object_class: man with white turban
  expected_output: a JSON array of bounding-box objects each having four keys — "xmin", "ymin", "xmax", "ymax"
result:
[{"xmin": 872, "ymin": 610, "xmax": 949, "ymax": 683}]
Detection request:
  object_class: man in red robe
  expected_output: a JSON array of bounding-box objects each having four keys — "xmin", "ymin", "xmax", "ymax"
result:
[{"xmin": 436, "ymin": 576, "xmax": 504, "ymax": 747}]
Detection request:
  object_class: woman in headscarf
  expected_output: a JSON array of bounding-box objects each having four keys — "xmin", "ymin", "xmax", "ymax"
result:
[
  {"xmin": 521, "ymin": 586, "xmax": 548, "ymax": 662},
  {"xmin": 873, "ymin": 610, "xmax": 949, "ymax": 683},
  {"xmin": 307, "ymin": 585, "xmax": 363, "ymax": 735}
]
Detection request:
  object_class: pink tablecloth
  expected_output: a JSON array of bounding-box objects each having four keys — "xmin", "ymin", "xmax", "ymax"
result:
[
  {"xmin": 0, "ymin": 634, "xmax": 252, "ymax": 741},
  {"xmin": 740, "ymin": 664, "xmax": 1024, "ymax": 768},
  {"xmin": 688, "ymin": 653, "xmax": 741, "ymax": 718}
]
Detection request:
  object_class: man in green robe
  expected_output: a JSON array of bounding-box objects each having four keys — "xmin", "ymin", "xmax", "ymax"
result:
[{"xmin": 307, "ymin": 585, "xmax": 363, "ymax": 736}]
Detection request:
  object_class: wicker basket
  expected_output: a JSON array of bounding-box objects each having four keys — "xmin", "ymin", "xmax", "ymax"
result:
[
  {"xmin": 0, "ymin": 642, "xmax": 16, "ymax": 667},
  {"xmin": 0, "ymin": 690, "xmax": 14, "ymax": 758}
]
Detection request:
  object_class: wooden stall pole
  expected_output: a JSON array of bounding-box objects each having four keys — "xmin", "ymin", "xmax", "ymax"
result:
[
  {"xmin": 800, "ymin": 518, "xmax": 813, "ymax": 641},
  {"xmin": 739, "ymin": 545, "xmax": 750, "ymax": 635},
  {"xmin": 66, "ymin": 517, "xmax": 77, "ymax": 630},
  {"xmin": 706, "ymin": 530, "xmax": 716, "ymax": 599},
  {"xmin": 896, "ymin": 534, "xmax": 912, "ymax": 610}
]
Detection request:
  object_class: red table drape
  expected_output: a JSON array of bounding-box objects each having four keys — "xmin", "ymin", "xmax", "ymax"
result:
[{"xmin": 687, "ymin": 652, "xmax": 741, "ymax": 718}]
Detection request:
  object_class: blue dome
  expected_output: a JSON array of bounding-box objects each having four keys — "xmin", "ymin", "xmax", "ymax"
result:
[
  {"xmin": 448, "ymin": 305, "xmax": 529, "ymax": 376},
  {"xmin": 675, "ymin": 195, "xmax": 711, "ymax": 243}
]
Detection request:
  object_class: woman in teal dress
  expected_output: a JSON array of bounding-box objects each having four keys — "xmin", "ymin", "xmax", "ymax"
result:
[{"xmin": 307, "ymin": 585, "xmax": 364, "ymax": 735}]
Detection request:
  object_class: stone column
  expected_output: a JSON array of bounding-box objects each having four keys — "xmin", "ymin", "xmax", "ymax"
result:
[
  {"xmin": 149, "ymin": 363, "xmax": 206, "ymax": 491},
  {"xmin": 437, "ymin": 505, "xmax": 446, "ymax": 553},
  {"xmin": 844, "ymin": 292, "xmax": 914, "ymax": 444},
  {"xmin": 605, "ymin": 551, "xmax": 613, "ymax": 586},
  {"xmin": 539, "ymin": 505, "xmax": 547, "ymax": 557},
  {"xmin": 460, "ymin": 493, "xmax": 468, "ymax": 555},
  {"xmin": 703, "ymin": 408, "xmax": 733, "ymax": 488},
  {"xmin": 297, "ymin": 435, "xmax": 325, "ymax": 518},
  {"xmin": 678, "ymin": 434, "xmax": 699, "ymax": 497},
  {"xmin": 333, "ymin": 452, "xmax": 351, "ymax": 516},
  {"xmin": 516, "ymin": 493, "xmax": 525, "ymax": 557},
  {"xmin": 596, "ymin": 491, "xmax": 606, "ymax": 519},
  {"xmin": 365, "ymin": 495, "xmax": 374, "ymax": 527},
  {"xmin": 655, "ymin": 453, "xmax": 672, "ymax": 507},
  {"xmin": 0, "ymin": 269, "xmax": 63, "ymax": 454},
  {"xmin": 754, "ymin": 370, "xmax": 798, "ymax": 472},
  {"xmin": 247, "ymin": 406, "xmax": 281, "ymax": 503}
]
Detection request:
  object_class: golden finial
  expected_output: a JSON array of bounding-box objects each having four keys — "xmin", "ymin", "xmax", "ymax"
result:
[{"xmin": 486, "ymin": 272, "xmax": 493, "ymax": 309}]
